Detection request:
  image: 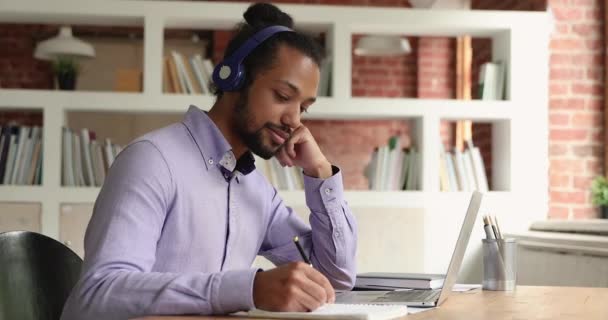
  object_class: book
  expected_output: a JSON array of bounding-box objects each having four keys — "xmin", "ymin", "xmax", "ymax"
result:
[
  {"xmin": 62, "ymin": 128, "xmax": 75, "ymax": 186},
  {"xmin": 166, "ymin": 56, "xmax": 182, "ymax": 93},
  {"xmin": 405, "ymin": 148, "xmax": 418, "ymax": 190},
  {"xmin": 72, "ymin": 134, "xmax": 86, "ymax": 187},
  {"xmin": 244, "ymin": 303, "xmax": 408, "ymax": 320},
  {"xmin": 356, "ymin": 272, "xmax": 445, "ymax": 290},
  {"xmin": 0, "ymin": 125, "xmax": 13, "ymax": 183},
  {"xmin": 162, "ymin": 57, "xmax": 174, "ymax": 93},
  {"xmin": 191, "ymin": 55, "xmax": 210, "ymax": 94},
  {"xmin": 2, "ymin": 130, "xmax": 18, "ymax": 185},
  {"xmin": 171, "ymin": 51, "xmax": 191, "ymax": 94},
  {"xmin": 467, "ymin": 141, "xmax": 489, "ymax": 192},
  {"xmin": 317, "ymin": 57, "xmax": 332, "ymax": 97},
  {"xmin": 80, "ymin": 129, "xmax": 95, "ymax": 186},
  {"xmin": 10, "ymin": 126, "xmax": 29, "ymax": 184},
  {"xmin": 27, "ymin": 137, "xmax": 42, "ymax": 185}
]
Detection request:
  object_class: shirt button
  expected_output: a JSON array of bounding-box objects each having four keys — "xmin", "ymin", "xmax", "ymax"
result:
[
  {"xmin": 208, "ymin": 159, "xmax": 214, "ymax": 165},
  {"xmin": 324, "ymin": 188, "xmax": 331, "ymax": 195}
]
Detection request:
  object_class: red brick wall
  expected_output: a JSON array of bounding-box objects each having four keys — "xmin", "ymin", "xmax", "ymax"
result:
[
  {"xmin": 0, "ymin": 24, "xmax": 54, "ymax": 89},
  {"xmin": 473, "ymin": 0, "xmax": 606, "ymax": 219}
]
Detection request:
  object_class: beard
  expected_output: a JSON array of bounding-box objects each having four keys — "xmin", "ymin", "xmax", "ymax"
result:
[{"xmin": 233, "ymin": 90, "xmax": 288, "ymax": 160}]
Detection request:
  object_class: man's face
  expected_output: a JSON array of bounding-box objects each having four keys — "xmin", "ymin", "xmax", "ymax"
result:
[{"xmin": 232, "ymin": 44, "xmax": 320, "ymax": 159}]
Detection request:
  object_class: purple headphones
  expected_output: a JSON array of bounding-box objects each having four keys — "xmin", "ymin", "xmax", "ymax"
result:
[{"xmin": 212, "ymin": 25, "xmax": 294, "ymax": 92}]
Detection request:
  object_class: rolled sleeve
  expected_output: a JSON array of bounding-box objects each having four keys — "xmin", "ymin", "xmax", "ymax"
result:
[{"xmin": 303, "ymin": 165, "xmax": 345, "ymax": 214}]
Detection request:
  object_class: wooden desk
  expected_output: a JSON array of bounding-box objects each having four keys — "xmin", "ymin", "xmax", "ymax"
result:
[{"xmin": 137, "ymin": 286, "xmax": 608, "ymax": 320}]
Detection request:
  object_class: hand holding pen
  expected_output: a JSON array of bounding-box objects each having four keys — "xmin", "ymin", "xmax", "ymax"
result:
[{"xmin": 251, "ymin": 236, "xmax": 335, "ymax": 311}]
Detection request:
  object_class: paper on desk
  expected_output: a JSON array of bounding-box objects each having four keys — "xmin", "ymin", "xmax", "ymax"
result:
[
  {"xmin": 452, "ymin": 284, "xmax": 481, "ymax": 292},
  {"xmin": 408, "ymin": 307, "xmax": 435, "ymax": 314}
]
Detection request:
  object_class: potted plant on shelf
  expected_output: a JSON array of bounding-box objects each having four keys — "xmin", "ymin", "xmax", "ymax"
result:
[
  {"xmin": 591, "ymin": 176, "xmax": 608, "ymax": 219},
  {"xmin": 52, "ymin": 57, "xmax": 79, "ymax": 90}
]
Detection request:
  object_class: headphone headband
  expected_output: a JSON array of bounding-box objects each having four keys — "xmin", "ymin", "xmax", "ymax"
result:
[{"xmin": 212, "ymin": 25, "xmax": 294, "ymax": 92}]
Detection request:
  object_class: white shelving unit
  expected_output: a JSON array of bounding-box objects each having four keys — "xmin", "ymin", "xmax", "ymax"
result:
[{"xmin": 0, "ymin": 0, "xmax": 549, "ymax": 275}]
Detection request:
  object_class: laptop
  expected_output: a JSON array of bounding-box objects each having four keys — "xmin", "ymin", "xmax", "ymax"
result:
[{"xmin": 336, "ymin": 191, "xmax": 482, "ymax": 307}]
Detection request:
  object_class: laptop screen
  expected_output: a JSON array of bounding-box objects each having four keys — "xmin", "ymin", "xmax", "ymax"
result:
[{"xmin": 436, "ymin": 191, "xmax": 483, "ymax": 305}]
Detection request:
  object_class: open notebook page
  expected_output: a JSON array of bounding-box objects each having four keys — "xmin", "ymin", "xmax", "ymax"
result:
[{"xmin": 241, "ymin": 304, "xmax": 408, "ymax": 320}]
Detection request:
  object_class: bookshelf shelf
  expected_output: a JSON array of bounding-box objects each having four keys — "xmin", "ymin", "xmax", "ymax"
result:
[
  {"xmin": 1, "ymin": 89, "xmax": 515, "ymax": 120},
  {"xmin": 0, "ymin": 0, "xmax": 549, "ymax": 274},
  {"xmin": 0, "ymin": 185, "xmax": 511, "ymax": 209}
]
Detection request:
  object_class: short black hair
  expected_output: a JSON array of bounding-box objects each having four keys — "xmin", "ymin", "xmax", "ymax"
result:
[{"xmin": 213, "ymin": 2, "xmax": 324, "ymax": 98}]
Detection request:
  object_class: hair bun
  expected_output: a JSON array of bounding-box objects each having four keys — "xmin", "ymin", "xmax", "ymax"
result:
[{"xmin": 243, "ymin": 2, "xmax": 294, "ymax": 29}]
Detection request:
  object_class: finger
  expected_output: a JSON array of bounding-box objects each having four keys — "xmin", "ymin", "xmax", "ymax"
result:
[
  {"xmin": 287, "ymin": 263, "xmax": 327, "ymax": 306},
  {"xmin": 277, "ymin": 148, "xmax": 294, "ymax": 167},
  {"xmin": 286, "ymin": 127, "xmax": 302, "ymax": 158},
  {"xmin": 275, "ymin": 149, "xmax": 292, "ymax": 167},
  {"xmin": 290, "ymin": 285, "xmax": 324, "ymax": 312},
  {"xmin": 304, "ymin": 267, "xmax": 336, "ymax": 303}
]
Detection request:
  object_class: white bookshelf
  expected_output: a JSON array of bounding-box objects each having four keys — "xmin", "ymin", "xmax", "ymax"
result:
[{"xmin": 0, "ymin": 0, "xmax": 549, "ymax": 275}]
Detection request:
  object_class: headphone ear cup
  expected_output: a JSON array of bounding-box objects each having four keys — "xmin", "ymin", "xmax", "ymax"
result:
[
  {"xmin": 212, "ymin": 61, "xmax": 246, "ymax": 92},
  {"xmin": 212, "ymin": 62, "xmax": 230, "ymax": 92}
]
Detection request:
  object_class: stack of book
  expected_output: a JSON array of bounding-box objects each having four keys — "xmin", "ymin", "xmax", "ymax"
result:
[
  {"xmin": 0, "ymin": 125, "xmax": 43, "ymax": 185},
  {"xmin": 163, "ymin": 50, "xmax": 215, "ymax": 94},
  {"xmin": 254, "ymin": 155, "xmax": 304, "ymax": 191},
  {"xmin": 365, "ymin": 136, "xmax": 419, "ymax": 191},
  {"xmin": 439, "ymin": 140, "xmax": 489, "ymax": 192},
  {"xmin": 62, "ymin": 127, "xmax": 123, "ymax": 187}
]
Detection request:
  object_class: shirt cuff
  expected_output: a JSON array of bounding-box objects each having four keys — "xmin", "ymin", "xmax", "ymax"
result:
[
  {"xmin": 303, "ymin": 165, "xmax": 345, "ymax": 214},
  {"xmin": 212, "ymin": 268, "xmax": 258, "ymax": 314}
]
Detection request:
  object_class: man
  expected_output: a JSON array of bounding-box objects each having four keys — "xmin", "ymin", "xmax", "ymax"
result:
[{"xmin": 61, "ymin": 3, "xmax": 357, "ymax": 319}]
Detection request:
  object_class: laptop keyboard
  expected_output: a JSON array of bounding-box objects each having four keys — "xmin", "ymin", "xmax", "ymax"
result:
[{"xmin": 373, "ymin": 289, "xmax": 441, "ymax": 303}]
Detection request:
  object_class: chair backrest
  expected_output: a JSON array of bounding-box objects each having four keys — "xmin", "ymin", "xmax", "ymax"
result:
[{"xmin": 0, "ymin": 231, "xmax": 82, "ymax": 320}]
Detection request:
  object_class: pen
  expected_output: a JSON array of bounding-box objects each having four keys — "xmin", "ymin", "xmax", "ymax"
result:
[
  {"xmin": 482, "ymin": 215, "xmax": 496, "ymax": 240},
  {"xmin": 492, "ymin": 215, "xmax": 503, "ymax": 239},
  {"xmin": 293, "ymin": 236, "xmax": 312, "ymax": 266}
]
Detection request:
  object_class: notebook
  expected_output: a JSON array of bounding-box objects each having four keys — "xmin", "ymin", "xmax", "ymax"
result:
[
  {"xmin": 355, "ymin": 272, "xmax": 445, "ymax": 290},
  {"xmin": 242, "ymin": 303, "xmax": 408, "ymax": 320}
]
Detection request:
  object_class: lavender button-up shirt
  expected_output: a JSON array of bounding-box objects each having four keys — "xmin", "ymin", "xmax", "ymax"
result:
[{"xmin": 61, "ymin": 106, "xmax": 357, "ymax": 320}]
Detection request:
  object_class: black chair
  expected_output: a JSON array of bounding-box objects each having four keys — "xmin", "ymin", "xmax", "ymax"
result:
[{"xmin": 0, "ymin": 231, "xmax": 82, "ymax": 320}]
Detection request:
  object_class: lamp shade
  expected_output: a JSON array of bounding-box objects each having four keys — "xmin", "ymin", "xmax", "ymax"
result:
[
  {"xmin": 34, "ymin": 26, "xmax": 95, "ymax": 60},
  {"xmin": 354, "ymin": 35, "xmax": 411, "ymax": 56}
]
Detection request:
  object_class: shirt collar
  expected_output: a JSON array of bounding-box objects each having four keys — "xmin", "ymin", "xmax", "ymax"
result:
[{"xmin": 182, "ymin": 105, "xmax": 256, "ymax": 175}]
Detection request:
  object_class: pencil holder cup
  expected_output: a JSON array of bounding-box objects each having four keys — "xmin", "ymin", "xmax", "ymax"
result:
[{"xmin": 482, "ymin": 238, "xmax": 517, "ymax": 291}]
